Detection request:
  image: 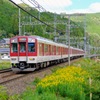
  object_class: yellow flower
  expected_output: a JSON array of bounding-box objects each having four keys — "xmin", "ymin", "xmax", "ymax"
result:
[{"xmin": 37, "ymin": 66, "xmax": 89, "ymax": 88}]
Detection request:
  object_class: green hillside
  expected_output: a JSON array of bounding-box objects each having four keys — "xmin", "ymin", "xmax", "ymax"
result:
[
  {"xmin": 0, "ymin": 0, "xmax": 99, "ymax": 47},
  {"xmin": 0, "ymin": 0, "xmax": 18, "ymax": 38},
  {"xmin": 0, "ymin": 0, "xmax": 84, "ymax": 39},
  {"xmin": 86, "ymin": 13, "xmax": 100, "ymax": 35},
  {"xmin": 71, "ymin": 13, "xmax": 100, "ymax": 47},
  {"xmin": 86, "ymin": 13, "xmax": 100, "ymax": 46}
]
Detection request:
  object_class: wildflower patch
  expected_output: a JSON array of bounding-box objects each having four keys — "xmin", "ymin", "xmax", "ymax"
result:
[{"xmin": 37, "ymin": 66, "xmax": 90, "ymax": 99}]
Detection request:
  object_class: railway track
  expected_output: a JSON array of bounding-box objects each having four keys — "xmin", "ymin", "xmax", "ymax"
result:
[
  {"xmin": 0, "ymin": 67, "xmax": 49, "ymax": 85},
  {"xmin": 0, "ymin": 57, "xmax": 82, "ymax": 85},
  {"xmin": 0, "ymin": 68, "xmax": 25, "ymax": 85},
  {"xmin": 0, "ymin": 68, "xmax": 12, "ymax": 73},
  {"xmin": 0, "ymin": 73, "xmax": 26, "ymax": 85}
]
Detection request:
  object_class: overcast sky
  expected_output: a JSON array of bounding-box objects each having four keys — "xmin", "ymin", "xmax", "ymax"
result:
[{"xmin": 12, "ymin": 0, "xmax": 100, "ymax": 14}]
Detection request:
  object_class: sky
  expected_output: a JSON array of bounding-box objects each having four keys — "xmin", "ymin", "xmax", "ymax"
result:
[{"xmin": 12, "ymin": 0, "xmax": 100, "ymax": 14}]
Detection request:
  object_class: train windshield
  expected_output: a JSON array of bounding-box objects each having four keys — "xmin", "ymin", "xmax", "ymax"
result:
[
  {"xmin": 12, "ymin": 43, "xmax": 18, "ymax": 52},
  {"xmin": 20, "ymin": 42, "xmax": 26, "ymax": 52},
  {"xmin": 28, "ymin": 43, "xmax": 35, "ymax": 52}
]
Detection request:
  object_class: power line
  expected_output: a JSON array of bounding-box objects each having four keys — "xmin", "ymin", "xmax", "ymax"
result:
[
  {"xmin": 9, "ymin": 0, "xmax": 64, "ymax": 34},
  {"xmin": 20, "ymin": 0, "xmax": 68, "ymax": 33},
  {"xmin": 27, "ymin": 0, "xmax": 46, "ymax": 12}
]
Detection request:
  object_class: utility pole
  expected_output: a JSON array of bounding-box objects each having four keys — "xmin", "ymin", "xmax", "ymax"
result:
[
  {"xmin": 54, "ymin": 13, "xmax": 57, "ymax": 42},
  {"xmin": 66, "ymin": 14, "xmax": 85, "ymax": 66},
  {"xmin": 84, "ymin": 15, "xmax": 86, "ymax": 57},
  {"xmin": 66, "ymin": 23, "xmax": 68, "ymax": 44},
  {"xmin": 68, "ymin": 15, "xmax": 70, "ymax": 66},
  {"xmin": 19, "ymin": 8, "xmax": 21, "ymax": 35}
]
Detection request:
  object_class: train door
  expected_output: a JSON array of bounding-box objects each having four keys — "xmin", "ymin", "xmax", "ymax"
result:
[
  {"xmin": 19, "ymin": 42, "xmax": 26, "ymax": 55},
  {"xmin": 18, "ymin": 37, "xmax": 27, "ymax": 62}
]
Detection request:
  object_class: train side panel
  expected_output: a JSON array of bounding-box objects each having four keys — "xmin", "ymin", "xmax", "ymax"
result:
[{"xmin": 10, "ymin": 36, "xmax": 85, "ymax": 72}]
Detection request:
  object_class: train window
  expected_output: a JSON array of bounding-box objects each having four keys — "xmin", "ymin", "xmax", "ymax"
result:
[
  {"xmin": 44, "ymin": 44, "xmax": 49, "ymax": 55},
  {"xmin": 56, "ymin": 47, "xmax": 59, "ymax": 55},
  {"xmin": 39, "ymin": 43, "xmax": 42, "ymax": 56},
  {"xmin": 20, "ymin": 43, "xmax": 26, "ymax": 52},
  {"xmin": 51, "ymin": 46, "xmax": 55, "ymax": 55},
  {"xmin": 28, "ymin": 43, "xmax": 35, "ymax": 52},
  {"xmin": 44, "ymin": 44, "xmax": 48, "ymax": 52},
  {"xmin": 12, "ymin": 43, "xmax": 17, "ymax": 52}
]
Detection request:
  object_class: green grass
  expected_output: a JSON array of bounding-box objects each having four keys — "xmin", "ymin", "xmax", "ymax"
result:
[
  {"xmin": 32, "ymin": 77, "xmax": 41, "ymax": 86},
  {"xmin": 72, "ymin": 58, "xmax": 100, "ymax": 100},
  {"xmin": 0, "ymin": 61, "xmax": 11, "ymax": 70},
  {"xmin": 0, "ymin": 86, "xmax": 8, "ymax": 100},
  {"xmin": 21, "ymin": 58, "xmax": 99, "ymax": 100},
  {"xmin": 0, "ymin": 58, "xmax": 100, "ymax": 100}
]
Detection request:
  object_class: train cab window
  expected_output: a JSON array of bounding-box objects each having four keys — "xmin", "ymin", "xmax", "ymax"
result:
[
  {"xmin": 12, "ymin": 43, "xmax": 17, "ymax": 52},
  {"xmin": 28, "ymin": 43, "xmax": 35, "ymax": 52},
  {"xmin": 20, "ymin": 43, "xmax": 26, "ymax": 52}
]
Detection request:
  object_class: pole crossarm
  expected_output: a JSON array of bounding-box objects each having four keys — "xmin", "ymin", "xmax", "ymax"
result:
[
  {"xmin": 21, "ymin": 21, "xmax": 84, "ymax": 27},
  {"xmin": 21, "ymin": 21, "xmax": 67, "ymax": 25},
  {"xmin": 9, "ymin": 0, "xmax": 66, "ymax": 34},
  {"xmin": 20, "ymin": 0, "xmax": 46, "ymax": 12}
]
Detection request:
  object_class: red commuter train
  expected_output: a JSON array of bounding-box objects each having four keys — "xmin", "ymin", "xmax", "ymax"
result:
[{"xmin": 10, "ymin": 35, "xmax": 85, "ymax": 72}]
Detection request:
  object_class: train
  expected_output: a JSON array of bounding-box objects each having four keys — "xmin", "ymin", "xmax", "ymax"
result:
[{"xmin": 10, "ymin": 35, "xmax": 85, "ymax": 72}]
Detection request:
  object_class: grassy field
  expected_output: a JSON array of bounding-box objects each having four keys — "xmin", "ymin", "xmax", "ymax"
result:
[
  {"xmin": 0, "ymin": 60, "xmax": 11, "ymax": 70},
  {"xmin": 0, "ymin": 58, "xmax": 100, "ymax": 100}
]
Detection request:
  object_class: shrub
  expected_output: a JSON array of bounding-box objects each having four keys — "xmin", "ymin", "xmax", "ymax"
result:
[{"xmin": 36, "ymin": 66, "xmax": 89, "ymax": 100}]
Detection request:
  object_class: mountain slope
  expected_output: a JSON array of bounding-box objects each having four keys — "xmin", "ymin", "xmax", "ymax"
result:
[
  {"xmin": 86, "ymin": 13, "xmax": 100, "ymax": 35},
  {"xmin": 86, "ymin": 13, "xmax": 100, "ymax": 46},
  {"xmin": 71, "ymin": 13, "xmax": 100, "ymax": 46},
  {"xmin": 0, "ymin": 0, "xmax": 99, "ymax": 47},
  {"xmin": 0, "ymin": 0, "xmax": 84, "ymax": 39}
]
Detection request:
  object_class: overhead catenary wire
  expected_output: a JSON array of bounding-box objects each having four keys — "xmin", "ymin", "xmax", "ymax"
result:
[
  {"xmin": 28, "ymin": 0, "xmax": 46, "ymax": 12},
  {"xmin": 10, "ymin": 0, "xmax": 84, "ymax": 36},
  {"xmin": 20, "ymin": 0, "xmax": 67, "ymax": 33},
  {"xmin": 20, "ymin": 0, "xmax": 55, "ymax": 35},
  {"xmin": 9, "ymin": 0, "xmax": 65, "ymax": 34},
  {"xmin": 9, "ymin": 0, "xmax": 87, "ymax": 51}
]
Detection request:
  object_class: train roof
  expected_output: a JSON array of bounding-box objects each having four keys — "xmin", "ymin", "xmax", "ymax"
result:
[
  {"xmin": 11, "ymin": 35, "xmax": 68, "ymax": 47},
  {"xmin": 10, "ymin": 35, "xmax": 84, "ymax": 51},
  {"xmin": 34, "ymin": 35, "xmax": 68, "ymax": 47}
]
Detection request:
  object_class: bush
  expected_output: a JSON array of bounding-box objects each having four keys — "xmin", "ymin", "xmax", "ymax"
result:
[{"xmin": 36, "ymin": 66, "xmax": 89, "ymax": 100}]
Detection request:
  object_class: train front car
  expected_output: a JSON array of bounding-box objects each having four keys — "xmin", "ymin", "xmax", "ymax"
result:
[{"xmin": 10, "ymin": 36, "xmax": 37, "ymax": 72}]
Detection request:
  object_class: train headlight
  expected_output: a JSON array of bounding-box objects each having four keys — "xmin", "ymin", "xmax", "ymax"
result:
[
  {"xmin": 11, "ymin": 58, "xmax": 16, "ymax": 61},
  {"xmin": 29, "ymin": 58, "xmax": 35, "ymax": 61}
]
